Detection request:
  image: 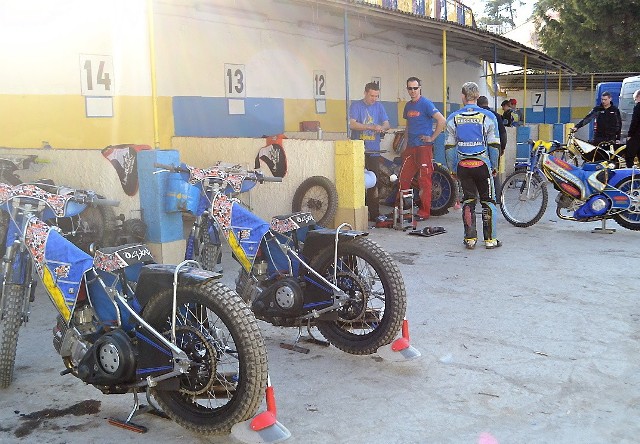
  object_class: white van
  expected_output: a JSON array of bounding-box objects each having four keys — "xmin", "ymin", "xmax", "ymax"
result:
[{"xmin": 619, "ymin": 75, "xmax": 640, "ymax": 141}]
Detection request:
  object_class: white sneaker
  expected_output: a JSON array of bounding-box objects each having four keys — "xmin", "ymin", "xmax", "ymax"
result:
[
  {"xmin": 463, "ymin": 238, "xmax": 477, "ymax": 250},
  {"xmin": 485, "ymin": 239, "xmax": 502, "ymax": 249}
]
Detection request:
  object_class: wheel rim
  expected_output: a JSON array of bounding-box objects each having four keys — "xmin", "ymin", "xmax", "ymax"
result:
[
  {"xmin": 431, "ymin": 171, "xmax": 452, "ymax": 209},
  {"xmin": 618, "ymin": 178, "xmax": 640, "ymax": 222},
  {"xmin": 164, "ymin": 302, "xmax": 242, "ymax": 409},
  {"xmin": 501, "ymin": 172, "xmax": 546, "ymax": 224},
  {"xmin": 302, "ymin": 186, "xmax": 330, "ymax": 222}
]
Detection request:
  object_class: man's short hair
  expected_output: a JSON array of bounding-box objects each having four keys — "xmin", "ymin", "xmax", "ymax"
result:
[
  {"xmin": 602, "ymin": 91, "xmax": 612, "ymax": 99},
  {"xmin": 406, "ymin": 76, "xmax": 421, "ymax": 86},
  {"xmin": 477, "ymin": 95, "xmax": 489, "ymax": 107},
  {"xmin": 365, "ymin": 82, "xmax": 380, "ymax": 92},
  {"xmin": 501, "ymin": 99, "xmax": 510, "ymax": 107},
  {"xmin": 461, "ymin": 82, "xmax": 480, "ymax": 102}
]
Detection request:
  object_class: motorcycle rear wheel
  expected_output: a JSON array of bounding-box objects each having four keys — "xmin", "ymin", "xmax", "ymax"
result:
[
  {"xmin": 0, "ymin": 284, "xmax": 27, "ymax": 388},
  {"xmin": 143, "ymin": 281, "xmax": 267, "ymax": 434},
  {"xmin": 500, "ymin": 170, "xmax": 548, "ymax": 227},
  {"xmin": 430, "ymin": 163, "xmax": 457, "ymax": 216},
  {"xmin": 613, "ymin": 176, "xmax": 640, "ymax": 230},
  {"xmin": 312, "ymin": 237, "xmax": 406, "ymax": 355}
]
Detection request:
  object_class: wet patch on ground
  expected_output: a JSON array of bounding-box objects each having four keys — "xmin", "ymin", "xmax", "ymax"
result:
[
  {"xmin": 14, "ymin": 400, "xmax": 101, "ymax": 438},
  {"xmin": 391, "ymin": 251, "xmax": 418, "ymax": 265}
]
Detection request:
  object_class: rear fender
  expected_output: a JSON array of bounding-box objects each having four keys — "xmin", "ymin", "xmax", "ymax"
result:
[
  {"xmin": 300, "ymin": 228, "xmax": 367, "ymax": 263},
  {"xmin": 134, "ymin": 264, "xmax": 221, "ymax": 308}
]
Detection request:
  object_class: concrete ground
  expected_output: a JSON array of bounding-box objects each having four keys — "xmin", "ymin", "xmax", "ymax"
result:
[{"xmin": 1, "ymin": 199, "xmax": 639, "ymax": 444}]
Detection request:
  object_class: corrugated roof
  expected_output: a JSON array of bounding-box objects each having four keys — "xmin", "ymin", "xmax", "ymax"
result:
[{"xmin": 286, "ymin": 0, "xmax": 576, "ymax": 73}]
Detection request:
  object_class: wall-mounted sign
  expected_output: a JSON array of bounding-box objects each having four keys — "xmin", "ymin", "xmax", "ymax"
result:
[
  {"xmin": 225, "ymin": 64, "xmax": 246, "ymax": 98},
  {"xmin": 80, "ymin": 54, "xmax": 114, "ymax": 97},
  {"xmin": 531, "ymin": 91, "xmax": 545, "ymax": 112},
  {"xmin": 313, "ymin": 70, "xmax": 326, "ymax": 99}
]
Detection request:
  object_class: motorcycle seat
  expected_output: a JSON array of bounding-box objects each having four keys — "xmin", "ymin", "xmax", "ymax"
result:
[
  {"xmin": 94, "ymin": 243, "xmax": 155, "ymax": 272},
  {"xmin": 270, "ymin": 212, "xmax": 315, "ymax": 233}
]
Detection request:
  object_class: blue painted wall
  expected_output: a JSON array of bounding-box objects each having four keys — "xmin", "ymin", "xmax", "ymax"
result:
[{"xmin": 173, "ymin": 97, "xmax": 284, "ymax": 137}]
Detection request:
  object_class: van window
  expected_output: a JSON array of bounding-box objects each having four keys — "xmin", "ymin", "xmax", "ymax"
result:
[{"xmin": 620, "ymin": 77, "xmax": 640, "ymax": 138}]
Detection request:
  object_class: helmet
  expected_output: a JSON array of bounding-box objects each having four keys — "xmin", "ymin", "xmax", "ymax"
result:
[{"xmin": 509, "ymin": 98, "xmax": 517, "ymax": 105}]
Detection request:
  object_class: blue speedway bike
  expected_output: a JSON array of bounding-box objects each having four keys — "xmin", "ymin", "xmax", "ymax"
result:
[
  {"xmin": 500, "ymin": 139, "xmax": 640, "ymax": 230},
  {"xmin": 0, "ymin": 182, "xmax": 267, "ymax": 434},
  {"xmin": 159, "ymin": 162, "xmax": 407, "ymax": 355}
]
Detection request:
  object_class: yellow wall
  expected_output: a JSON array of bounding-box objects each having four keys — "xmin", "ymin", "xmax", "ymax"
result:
[
  {"xmin": 284, "ymin": 99, "xmax": 346, "ymax": 132},
  {"xmin": 0, "ymin": 94, "xmax": 174, "ymax": 149}
]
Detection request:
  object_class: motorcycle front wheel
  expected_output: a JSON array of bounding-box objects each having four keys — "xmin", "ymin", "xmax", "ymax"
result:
[
  {"xmin": 143, "ymin": 281, "xmax": 267, "ymax": 434},
  {"xmin": 0, "ymin": 284, "xmax": 28, "ymax": 388},
  {"xmin": 195, "ymin": 221, "xmax": 222, "ymax": 272},
  {"xmin": 500, "ymin": 170, "xmax": 549, "ymax": 227},
  {"xmin": 311, "ymin": 237, "xmax": 406, "ymax": 355},
  {"xmin": 613, "ymin": 176, "xmax": 640, "ymax": 230}
]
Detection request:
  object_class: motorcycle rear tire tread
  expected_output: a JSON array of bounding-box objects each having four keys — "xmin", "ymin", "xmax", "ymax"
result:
[
  {"xmin": 143, "ymin": 281, "xmax": 267, "ymax": 435},
  {"xmin": 0, "ymin": 284, "xmax": 27, "ymax": 388},
  {"xmin": 312, "ymin": 237, "xmax": 407, "ymax": 355}
]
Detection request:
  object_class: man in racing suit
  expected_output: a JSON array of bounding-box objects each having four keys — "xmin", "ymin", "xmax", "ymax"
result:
[{"xmin": 445, "ymin": 82, "xmax": 502, "ymax": 250}]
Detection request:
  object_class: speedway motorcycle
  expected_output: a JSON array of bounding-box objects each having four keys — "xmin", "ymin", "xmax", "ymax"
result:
[
  {"xmin": 158, "ymin": 162, "xmax": 407, "ymax": 355},
  {"xmin": 0, "ymin": 154, "xmax": 119, "ymax": 253},
  {"xmin": 551, "ymin": 131, "xmax": 627, "ymax": 168},
  {"xmin": 0, "ymin": 182, "xmax": 267, "ymax": 434},
  {"xmin": 500, "ymin": 139, "xmax": 640, "ymax": 230}
]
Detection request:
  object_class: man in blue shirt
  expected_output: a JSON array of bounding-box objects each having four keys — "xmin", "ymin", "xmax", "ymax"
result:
[
  {"xmin": 349, "ymin": 82, "xmax": 390, "ymax": 221},
  {"xmin": 445, "ymin": 82, "xmax": 502, "ymax": 250},
  {"xmin": 401, "ymin": 76, "xmax": 446, "ymax": 220}
]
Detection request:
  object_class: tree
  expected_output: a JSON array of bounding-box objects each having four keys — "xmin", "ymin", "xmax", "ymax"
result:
[
  {"xmin": 477, "ymin": 0, "xmax": 526, "ymax": 31},
  {"xmin": 533, "ymin": 0, "xmax": 640, "ymax": 72}
]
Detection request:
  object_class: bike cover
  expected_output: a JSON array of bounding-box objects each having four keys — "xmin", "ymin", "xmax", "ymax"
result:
[{"xmin": 25, "ymin": 217, "xmax": 93, "ymax": 321}]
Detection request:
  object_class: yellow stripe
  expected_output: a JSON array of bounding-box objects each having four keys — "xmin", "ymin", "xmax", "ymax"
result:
[
  {"xmin": 42, "ymin": 267, "xmax": 71, "ymax": 321},
  {"xmin": 227, "ymin": 231, "xmax": 252, "ymax": 272}
]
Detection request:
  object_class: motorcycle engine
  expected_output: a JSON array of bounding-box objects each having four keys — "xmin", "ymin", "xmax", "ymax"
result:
[
  {"xmin": 77, "ymin": 329, "xmax": 137, "ymax": 386},
  {"xmin": 252, "ymin": 277, "xmax": 305, "ymax": 318}
]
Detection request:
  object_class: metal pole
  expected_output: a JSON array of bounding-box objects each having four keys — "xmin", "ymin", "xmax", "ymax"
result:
[
  {"xmin": 493, "ymin": 44, "xmax": 498, "ymax": 110},
  {"xmin": 523, "ymin": 55, "xmax": 527, "ymax": 124},
  {"xmin": 344, "ymin": 10, "xmax": 350, "ymax": 137},
  {"xmin": 442, "ymin": 29, "xmax": 447, "ymax": 118},
  {"xmin": 543, "ymin": 67, "xmax": 547, "ymax": 124},
  {"xmin": 557, "ymin": 71, "xmax": 562, "ymax": 123},
  {"xmin": 147, "ymin": 0, "xmax": 160, "ymax": 148}
]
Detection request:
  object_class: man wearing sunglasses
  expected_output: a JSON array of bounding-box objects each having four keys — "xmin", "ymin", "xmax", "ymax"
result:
[{"xmin": 401, "ymin": 77, "xmax": 446, "ymax": 220}]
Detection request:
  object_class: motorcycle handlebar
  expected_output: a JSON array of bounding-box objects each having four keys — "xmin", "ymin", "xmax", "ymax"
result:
[{"xmin": 259, "ymin": 176, "xmax": 282, "ymax": 183}]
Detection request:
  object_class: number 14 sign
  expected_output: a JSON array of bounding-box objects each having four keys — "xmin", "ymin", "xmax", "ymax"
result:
[{"xmin": 79, "ymin": 54, "xmax": 114, "ymax": 97}]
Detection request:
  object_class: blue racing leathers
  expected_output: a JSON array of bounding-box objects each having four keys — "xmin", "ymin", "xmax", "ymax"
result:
[{"xmin": 445, "ymin": 104, "xmax": 501, "ymax": 242}]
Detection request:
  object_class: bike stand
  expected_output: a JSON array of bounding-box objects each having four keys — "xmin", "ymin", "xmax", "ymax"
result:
[
  {"xmin": 107, "ymin": 388, "xmax": 169, "ymax": 433},
  {"xmin": 280, "ymin": 323, "xmax": 330, "ymax": 354},
  {"xmin": 592, "ymin": 219, "xmax": 616, "ymax": 234}
]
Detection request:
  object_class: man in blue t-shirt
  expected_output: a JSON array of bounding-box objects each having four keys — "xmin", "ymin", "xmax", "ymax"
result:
[
  {"xmin": 349, "ymin": 82, "xmax": 390, "ymax": 221},
  {"xmin": 401, "ymin": 76, "xmax": 446, "ymax": 220}
]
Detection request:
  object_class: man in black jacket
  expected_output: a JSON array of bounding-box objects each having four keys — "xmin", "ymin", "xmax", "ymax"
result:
[
  {"xmin": 625, "ymin": 89, "xmax": 640, "ymax": 167},
  {"xmin": 572, "ymin": 91, "xmax": 622, "ymax": 145}
]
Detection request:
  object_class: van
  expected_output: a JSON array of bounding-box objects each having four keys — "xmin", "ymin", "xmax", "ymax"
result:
[
  {"xmin": 619, "ymin": 75, "xmax": 640, "ymax": 142},
  {"xmin": 588, "ymin": 82, "xmax": 621, "ymax": 140}
]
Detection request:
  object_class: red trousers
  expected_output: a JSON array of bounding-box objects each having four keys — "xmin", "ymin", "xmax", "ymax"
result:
[{"xmin": 399, "ymin": 144, "xmax": 433, "ymax": 217}]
